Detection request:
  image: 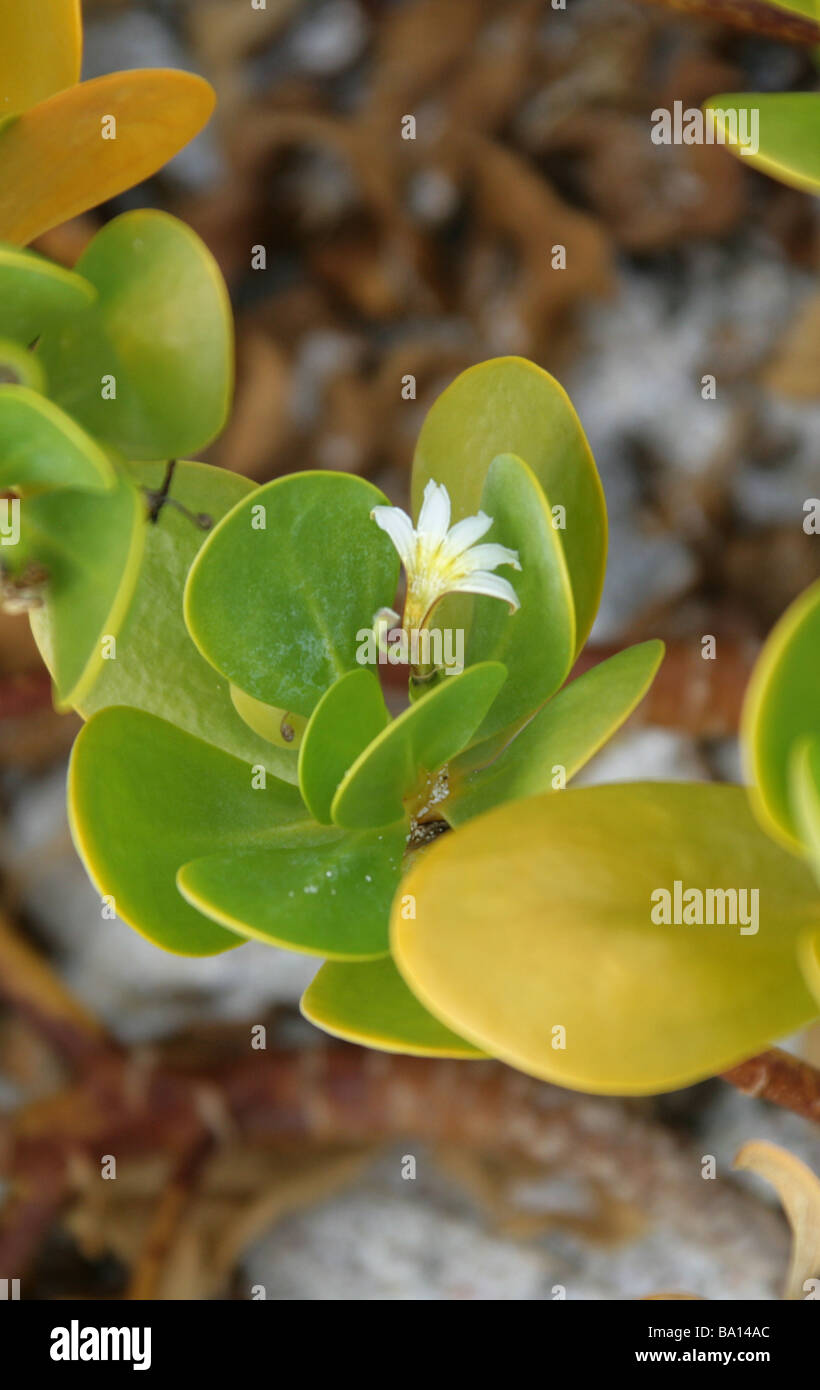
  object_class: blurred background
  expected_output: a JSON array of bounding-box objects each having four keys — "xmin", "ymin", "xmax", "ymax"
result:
[{"xmin": 1, "ymin": 0, "xmax": 819, "ymax": 1299}]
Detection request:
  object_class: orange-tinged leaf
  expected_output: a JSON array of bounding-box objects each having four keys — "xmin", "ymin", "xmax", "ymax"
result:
[
  {"xmin": 0, "ymin": 70, "xmax": 216, "ymax": 245},
  {"xmin": 0, "ymin": 0, "xmax": 82, "ymax": 117}
]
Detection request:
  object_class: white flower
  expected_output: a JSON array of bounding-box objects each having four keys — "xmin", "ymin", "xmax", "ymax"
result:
[{"xmin": 371, "ymin": 480, "xmax": 521, "ymax": 632}]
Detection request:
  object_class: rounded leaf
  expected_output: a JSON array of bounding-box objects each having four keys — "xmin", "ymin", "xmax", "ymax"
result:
[
  {"xmin": 299, "ymin": 668, "xmax": 389, "ymax": 824},
  {"xmin": 464, "ymin": 453, "xmax": 575, "ymax": 741},
  {"xmin": 0, "ymin": 70, "xmax": 216, "ymax": 245},
  {"xmin": 0, "ymin": 337, "xmax": 46, "ymax": 393},
  {"xmin": 302, "ymin": 957, "xmax": 484, "ymax": 1058},
  {"xmin": 446, "ymin": 640, "xmax": 664, "ymax": 827},
  {"xmin": 331, "ymin": 661, "xmax": 507, "ymax": 829},
  {"xmin": 393, "ymin": 783, "xmax": 820, "ymax": 1094},
  {"xmin": 69, "ymin": 707, "xmax": 306, "ymax": 956},
  {"xmin": 0, "ymin": 242, "xmax": 95, "ymax": 345},
  {"xmin": 38, "ymin": 210, "xmax": 233, "ymax": 459},
  {"xmin": 61, "ymin": 461, "xmax": 299, "ymax": 783},
  {"xmin": 704, "ymin": 94, "xmax": 820, "ymax": 194},
  {"xmin": 0, "ymin": 0, "xmax": 82, "ymax": 117},
  {"xmin": 23, "ymin": 473, "xmax": 145, "ymax": 708},
  {"xmin": 0, "ymin": 386, "xmax": 114, "ymax": 492},
  {"xmin": 742, "ymin": 578, "xmax": 820, "ymax": 851},
  {"xmin": 185, "ymin": 472, "xmax": 400, "ymax": 716},
  {"xmin": 178, "ymin": 823, "xmax": 406, "ymax": 960},
  {"xmin": 230, "ymin": 686, "xmax": 307, "ymax": 753},
  {"xmin": 411, "ymin": 358, "xmax": 606, "ymax": 653}
]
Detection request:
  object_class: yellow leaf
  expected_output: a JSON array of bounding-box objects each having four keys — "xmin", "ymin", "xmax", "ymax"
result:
[
  {"xmin": 0, "ymin": 70, "xmax": 215, "ymax": 245},
  {"xmin": 734, "ymin": 1140, "xmax": 820, "ymax": 1300},
  {"xmin": 392, "ymin": 783, "xmax": 820, "ymax": 1094},
  {"xmin": 0, "ymin": 0, "xmax": 82, "ymax": 117}
]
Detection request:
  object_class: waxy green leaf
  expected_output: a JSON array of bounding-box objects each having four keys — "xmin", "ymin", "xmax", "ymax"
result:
[
  {"xmin": 0, "ymin": 386, "xmax": 114, "ymax": 492},
  {"xmin": 792, "ymin": 740, "xmax": 820, "ymax": 881},
  {"xmin": 59, "ymin": 461, "xmax": 299, "ymax": 783},
  {"xmin": 22, "ymin": 474, "xmax": 145, "ymax": 708},
  {"xmin": 704, "ymin": 93, "xmax": 820, "ymax": 194},
  {"xmin": 299, "ymin": 668, "xmax": 389, "ymax": 824},
  {"xmin": 412, "ymin": 357, "xmax": 606, "ymax": 653},
  {"xmin": 0, "ymin": 242, "xmax": 95, "ymax": 345},
  {"xmin": 331, "ymin": 661, "xmax": 507, "ymax": 829},
  {"xmin": 230, "ymin": 686, "xmax": 307, "ymax": 753},
  {"xmin": 185, "ymin": 472, "xmax": 400, "ymax": 717},
  {"xmin": 465, "ymin": 453, "xmax": 575, "ymax": 741},
  {"xmin": 69, "ymin": 707, "xmax": 306, "ymax": 956},
  {"xmin": 393, "ymin": 783, "xmax": 820, "ymax": 1094},
  {"xmin": 0, "ymin": 338, "xmax": 46, "ymax": 394},
  {"xmin": 302, "ymin": 957, "xmax": 484, "ymax": 1057},
  {"xmin": 742, "ymin": 579, "xmax": 820, "ymax": 851},
  {"xmin": 38, "ymin": 211, "xmax": 233, "ymax": 460},
  {"xmin": 445, "ymin": 641, "xmax": 664, "ymax": 827},
  {"xmin": 178, "ymin": 822, "xmax": 406, "ymax": 960}
]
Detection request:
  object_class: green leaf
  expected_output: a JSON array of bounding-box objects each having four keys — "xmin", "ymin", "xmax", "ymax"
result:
[
  {"xmin": 58, "ymin": 461, "xmax": 299, "ymax": 784},
  {"xmin": 0, "ymin": 242, "xmax": 95, "ymax": 344},
  {"xmin": 299, "ymin": 668, "xmax": 389, "ymax": 824},
  {"xmin": 0, "ymin": 71, "xmax": 216, "ymax": 245},
  {"xmin": 302, "ymin": 957, "xmax": 484, "ymax": 1057},
  {"xmin": 445, "ymin": 641, "xmax": 664, "ymax": 828},
  {"xmin": 0, "ymin": 338, "xmax": 46, "ymax": 393},
  {"xmin": 393, "ymin": 783, "xmax": 820, "ymax": 1094},
  {"xmin": 331, "ymin": 661, "xmax": 507, "ymax": 830},
  {"xmin": 465, "ymin": 453, "xmax": 575, "ymax": 741},
  {"xmin": 178, "ymin": 823, "xmax": 406, "ymax": 960},
  {"xmin": 411, "ymin": 357, "xmax": 606, "ymax": 654},
  {"xmin": 791, "ymin": 739, "xmax": 820, "ymax": 883},
  {"xmin": 0, "ymin": 386, "xmax": 114, "ymax": 492},
  {"xmin": 185, "ymin": 472, "xmax": 400, "ymax": 717},
  {"xmin": 230, "ymin": 685, "xmax": 307, "ymax": 752},
  {"xmin": 704, "ymin": 94, "xmax": 820, "ymax": 194},
  {"xmin": 69, "ymin": 707, "xmax": 307, "ymax": 957},
  {"xmin": 742, "ymin": 579, "xmax": 820, "ymax": 851},
  {"xmin": 22, "ymin": 473, "xmax": 145, "ymax": 708},
  {"xmin": 38, "ymin": 210, "xmax": 233, "ymax": 459}
]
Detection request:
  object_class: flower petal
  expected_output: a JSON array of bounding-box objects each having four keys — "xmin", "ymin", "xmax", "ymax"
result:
[
  {"xmin": 371, "ymin": 504, "xmax": 415, "ymax": 567},
  {"xmin": 417, "ymin": 480, "xmax": 451, "ymax": 544},
  {"xmin": 438, "ymin": 510, "xmax": 493, "ymax": 561},
  {"xmin": 451, "ymin": 570, "xmax": 521, "ymax": 612},
  {"xmin": 459, "ymin": 542, "xmax": 521, "ymax": 574}
]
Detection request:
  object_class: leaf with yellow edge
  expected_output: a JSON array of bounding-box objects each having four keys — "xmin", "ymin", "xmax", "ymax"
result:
[
  {"xmin": 734, "ymin": 1141, "xmax": 820, "ymax": 1300},
  {"xmin": 445, "ymin": 640, "xmax": 664, "ymax": 828},
  {"xmin": 0, "ymin": 0, "xmax": 82, "ymax": 117},
  {"xmin": 704, "ymin": 94, "xmax": 820, "ymax": 195},
  {"xmin": 791, "ymin": 740, "xmax": 820, "ymax": 1002},
  {"xmin": 0, "ymin": 386, "xmax": 115, "ymax": 492},
  {"xmin": 301, "ymin": 957, "xmax": 484, "ymax": 1058},
  {"xmin": 392, "ymin": 783, "xmax": 820, "ymax": 1095},
  {"xmin": 0, "ymin": 339, "xmax": 46, "ymax": 394},
  {"xmin": 411, "ymin": 358, "xmax": 606, "ymax": 655},
  {"xmin": 0, "ymin": 70, "xmax": 215, "ymax": 245},
  {"xmin": 742, "ymin": 579, "xmax": 820, "ymax": 852},
  {"xmin": 230, "ymin": 686, "xmax": 307, "ymax": 753},
  {"xmin": 0, "ymin": 242, "xmax": 95, "ymax": 345}
]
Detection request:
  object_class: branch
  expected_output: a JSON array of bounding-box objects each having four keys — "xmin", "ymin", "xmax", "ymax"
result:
[
  {"xmin": 126, "ymin": 1133, "xmax": 216, "ymax": 1300},
  {"xmin": 0, "ymin": 912, "xmax": 115, "ymax": 1071},
  {"xmin": 637, "ymin": 0, "xmax": 820, "ymax": 44},
  {"xmin": 722, "ymin": 1047, "xmax": 820, "ymax": 1124}
]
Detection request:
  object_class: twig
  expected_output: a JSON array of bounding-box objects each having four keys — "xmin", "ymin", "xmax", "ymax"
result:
[
  {"xmin": 637, "ymin": 0, "xmax": 820, "ymax": 45},
  {"xmin": 722, "ymin": 1048, "xmax": 820, "ymax": 1124},
  {"xmin": 126, "ymin": 1133, "xmax": 216, "ymax": 1300}
]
